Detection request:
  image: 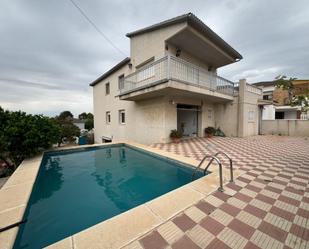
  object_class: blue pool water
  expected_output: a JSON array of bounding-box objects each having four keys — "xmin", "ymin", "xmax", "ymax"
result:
[{"xmin": 13, "ymin": 145, "xmax": 203, "ymax": 249}]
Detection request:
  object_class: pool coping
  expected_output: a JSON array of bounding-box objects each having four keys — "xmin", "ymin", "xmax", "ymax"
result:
[{"xmin": 0, "ymin": 141, "xmax": 244, "ymax": 249}]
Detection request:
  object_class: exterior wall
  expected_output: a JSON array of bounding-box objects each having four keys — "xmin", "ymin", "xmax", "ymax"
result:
[
  {"xmin": 283, "ymin": 110, "xmax": 297, "ymax": 119},
  {"xmin": 167, "ymin": 43, "xmax": 217, "ymax": 74},
  {"xmin": 214, "ymin": 98, "xmax": 239, "ymax": 137},
  {"xmin": 130, "ymin": 23, "xmax": 186, "ymax": 68},
  {"xmin": 238, "ymin": 80, "xmax": 262, "ymax": 137},
  {"xmin": 261, "ymin": 120, "xmax": 309, "ymax": 136},
  {"xmin": 262, "ymin": 105, "xmax": 275, "ymax": 120},
  {"xmin": 73, "ymin": 122, "xmax": 85, "ymax": 130}
]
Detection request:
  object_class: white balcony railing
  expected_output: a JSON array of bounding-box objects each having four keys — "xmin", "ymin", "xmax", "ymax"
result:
[{"xmin": 121, "ymin": 55, "xmax": 235, "ymax": 96}]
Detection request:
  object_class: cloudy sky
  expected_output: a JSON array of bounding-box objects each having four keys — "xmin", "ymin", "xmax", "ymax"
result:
[{"xmin": 1, "ymin": 0, "xmax": 309, "ymax": 116}]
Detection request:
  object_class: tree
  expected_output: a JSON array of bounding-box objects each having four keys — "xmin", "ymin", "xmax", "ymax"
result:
[
  {"xmin": 53, "ymin": 111, "xmax": 80, "ymax": 146},
  {"xmin": 85, "ymin": 118, "xmax": 94, "ymax": 130},
  {"xmin": 274, "ymin": 75, "xmax": 297, "ymax": 102},
  {"xmin": 0, "ymin": 107, "xmax": 61, "ymax": 170},
  {"xmin": 78, "ymin": 112, "xmax": 94, "ymax": 130},
  {"xmin": 274, "ymin": 75, "xmax": 309, "ymax": 113},
  {"xmin": 59, "ymin": 111, "xmax": 73, "ymax": 120}
]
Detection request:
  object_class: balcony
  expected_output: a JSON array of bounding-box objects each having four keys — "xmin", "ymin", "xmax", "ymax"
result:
[{"xmin": 119, "ymin": 55, "xmax": 235, "ymax": 101}]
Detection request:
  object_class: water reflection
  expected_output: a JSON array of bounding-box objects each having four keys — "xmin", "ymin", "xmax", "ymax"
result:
[
  {"xmin": 32, "ymin": 156, "xmax": 64, "ymax": 204},
  {"xmin": 91, "ymin": 147, "xmax": 132, "ymax": 211}
]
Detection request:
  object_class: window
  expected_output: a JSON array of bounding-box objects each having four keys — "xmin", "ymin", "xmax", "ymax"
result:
[
  {"xmin": 105, "ymin": 83, "xmax": 110, "ymax": 95},
  {"xmin": 106, "ymin": 111, "xmax": 111, "ymax": 124},
  {"xmin": 118, "ymin": 75, "xmax": 124, "ymax": 90},
  {"xmin": 119, "ymin": 110, "xmax": 125, "ymax": 124},
  {"xmin": 275, "ymin": 112, "xmax": 284, "ymax": 119},
  {"xmin": 208, "ymin": 109, "xmax": 212, "ymax": 119},
  {"xmin": 248, "ymin": 111, "xmax": 255, "ymax": 122},
  {"xmin": 263, "ymin": 94, "xmax": 273, "ymax": 100}
]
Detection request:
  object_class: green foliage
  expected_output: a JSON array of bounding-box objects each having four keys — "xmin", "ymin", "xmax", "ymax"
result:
[
  {"xmin": 274, "ymin": 75, "xmax": 309, "ymax": 113},
  {"xmin": 290, "ymin": 95, "xmax": 309, "ymax": 113},
  {"xmin": 53, "ymin": 115, "xmax": 80, "ymax": 146},
  {"xmin": 274, "ymin": 75, "xmax": 296, "ymax": 91},
  {"xmin": 170, "ymin": 129, "xmax": 182, "ymax": 139},
  {"xmin": 204, "ymin": 126, "xmax": 216, "ymax": 135},
  {"xmin": 85, "ymin": 118, "xmax": 94, "ymax": 130},
  {"xmin": 78, "ymin": 112, "xmax": 94, "ymax": 130},
  {"xmin": 59, "ymin": 111, "xmax": 73, "ymax": 120},
  {"xmin": 214, "ymin": 127, "xmax": 226, "ymax": 137},
  {"xmin": 78, "ymin": 112, "xmax": 93, "ymax": 120},
  {"xmin": 0, "ymin": 107, "xmax": 61, "ymax": 170}
]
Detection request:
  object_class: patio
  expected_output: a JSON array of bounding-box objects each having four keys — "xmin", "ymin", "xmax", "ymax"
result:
[{"xmin": 123, "ymin": 136, "xmax": 309, "ymax": 249}]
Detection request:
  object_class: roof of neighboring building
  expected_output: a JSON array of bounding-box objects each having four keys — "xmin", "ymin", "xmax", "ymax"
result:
[
  {"xmin": 252, "ymin": 81, "xmax": 275, "ymax": 87},
  {"xmin": 90, "ymin": 57, "xmax": 131, "ymax": 86},
  {"xmin": 126, "ymin": 13, "xmax": 242, "ymax": 60}
]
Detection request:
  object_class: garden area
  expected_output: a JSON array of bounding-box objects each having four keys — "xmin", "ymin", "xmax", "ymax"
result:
[{"xmin": 0, "ymin": 107, "xmax": 93, "ymax": 178}]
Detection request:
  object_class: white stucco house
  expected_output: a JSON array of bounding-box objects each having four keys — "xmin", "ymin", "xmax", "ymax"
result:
[{"xmin": 91, "ymin": 13, "xmax": 264, "ymax": 144}]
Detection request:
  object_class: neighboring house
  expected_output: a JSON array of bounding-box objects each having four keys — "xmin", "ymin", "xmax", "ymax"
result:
[
  {"xmin": 253, "ymin": 80, "xmax": 309, "ymax": 120},
  {"xmin": 91, "ymin": 13, "xmax": 264, "ymax": 144},
  {"xmin": 73, "ymin": 118, "xmax": 86, "ymax": 130}
]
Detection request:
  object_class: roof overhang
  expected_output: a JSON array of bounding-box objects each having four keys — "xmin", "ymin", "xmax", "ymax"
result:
[
  {"xmin": 90, "ymin": 57, "xmax": 130, "ymax": 87},
  {"xmin": 166, "ymin": 26, "xmax": 239, "ymax": 68},
  {"xmin": 126, "ymin": 13, "xmax": 242, "ymax": 67}
]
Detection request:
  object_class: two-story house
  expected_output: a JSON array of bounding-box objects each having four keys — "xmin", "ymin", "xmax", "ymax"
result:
[{"xmin": 91, "ymin": 13, "xmax": 263, "ymax": 144}]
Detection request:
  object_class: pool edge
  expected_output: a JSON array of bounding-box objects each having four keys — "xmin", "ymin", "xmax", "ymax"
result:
[{"xmin": 0, "ymin": 141, "xmax": 244, "ymax": 249}]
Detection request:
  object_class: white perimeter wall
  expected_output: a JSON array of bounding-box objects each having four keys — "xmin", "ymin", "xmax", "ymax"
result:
[{"xmin": 261, "ymin": 120, "xmax": 309, "ymax": 136}]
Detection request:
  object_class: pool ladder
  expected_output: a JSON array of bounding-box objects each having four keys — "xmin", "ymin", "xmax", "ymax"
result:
[{"xmin": 192, "ymin": 152, "xmax": 234, "ymax": 192}]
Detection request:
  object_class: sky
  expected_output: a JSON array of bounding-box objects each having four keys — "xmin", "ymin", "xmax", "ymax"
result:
[{"xmin": 1, "ymin": 0, "xmax": 309, "ymax": 116}]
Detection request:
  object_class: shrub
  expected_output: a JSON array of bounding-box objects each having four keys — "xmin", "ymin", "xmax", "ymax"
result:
[
  {"xmin": 215, "ymin": 127, "xmax": 226, "ymax": 137},
  {"xmin": 0, "ymin": 107, "xmax": 61, "ymax": 170},
  {"xmin": 204, "ymin": 127, "xmax": 216, "ymax": 136},
  {"xmin": 170, "ymin": 129, "xmax": 182, "ymax": 139}
]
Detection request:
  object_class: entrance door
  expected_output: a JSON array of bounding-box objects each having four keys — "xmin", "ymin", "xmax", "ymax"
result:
[{"xmin": 177, "ymin": 104, "xmax": 199, "ymax": 136}]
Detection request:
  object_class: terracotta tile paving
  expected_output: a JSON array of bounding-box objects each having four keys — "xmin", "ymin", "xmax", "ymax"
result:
[{"xmin": 122, "ymin": 136, "xmax": 309, "ymax": 249}]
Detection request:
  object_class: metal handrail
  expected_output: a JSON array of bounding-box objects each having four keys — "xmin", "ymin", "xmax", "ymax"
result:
[
  {"xmin": 192, "ymin": 155, "xmax": 224, "ymax": 192},
  {"xmin": 214, "ymin": 152, "xmax": 234, "ymax": 183}
]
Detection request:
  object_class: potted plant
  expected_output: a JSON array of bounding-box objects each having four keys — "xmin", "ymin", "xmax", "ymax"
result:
[
  {"xmin": 170, "ymin": 129, "xmax": 182, "ymax": 143},
  {"xmin": 205, "ymin": 126, "xmax": 216, "ymax": 138}
]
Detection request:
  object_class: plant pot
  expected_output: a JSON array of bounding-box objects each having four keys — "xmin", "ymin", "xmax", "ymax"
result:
[
  {"xmin": 171, "ymin": 138, "xmax": 181, "ymax": 143},
  {"xmin": 206, "ymin": 133, "xmax": 213, "ymax": 138}
]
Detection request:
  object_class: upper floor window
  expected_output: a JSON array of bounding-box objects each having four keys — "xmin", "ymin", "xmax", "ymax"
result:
[
  {"xmin": 105, "ymin": 83, "xmax": 110, "ymax": 95},
  {"xmin": 119, "ymin": 110, "xmax": 125, "ymax": 124},
  {"xmin": 118, "ymin": 74, "xmax": 124, "ymax": 90},
  {"xmin": 106, "ymin": 111, "xmax": 111, "ymax": 124}
]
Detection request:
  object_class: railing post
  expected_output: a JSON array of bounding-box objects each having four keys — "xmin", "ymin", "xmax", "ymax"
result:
[{"xmin": 167, "ymin": 55, "xmax": 171, "ymax": 80}]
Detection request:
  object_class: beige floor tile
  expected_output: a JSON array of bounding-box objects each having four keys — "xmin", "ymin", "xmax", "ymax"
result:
[
  {"xmin": 204, "ymin": 195, "xmax": 224, "ymax": 208},
  {"xmin": 73, "ymin": 204, "xmax": 161, "ymax": 249},
  {"xmin": 184, "ymin": 206, "xmax": 206, "ymax": 223},
  {"xmin": 251, "ymin": 230, "xmax": 283, "ymax": 249},
  {"xmin": 236, "ymin": 211, "xmax": 262, "ymax": 228},
  {"xmin": 0, "ymin": 206, "xmax": 25, "ymax": 228},
  {"xmin": 146, "ymin": 186, "xmax": 203, "ymax": 220},
  {"xmin": 0, "ymin": 182, "xmax": 33, "ymax": 213},
  {"xmin": 218, "ymin": 227, "xmax": 248, "ymax": 249},
  {"xmin": 187, "ymin": 225, "xmax": 214, "ymax": 248},
  {"xmin": 0, "ymin": 227, "xmax": 18, "ymax": 249},
  {"xmin": 157, "ymin": 221, "xmax": 183, "ymax": 244},
  {"xmin": 44, "ymin": 237, "xmax": 73, "ymax": 249}
]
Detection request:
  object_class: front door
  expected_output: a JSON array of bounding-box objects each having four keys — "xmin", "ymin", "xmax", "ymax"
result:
[{"xmin": 177, "ymin": 104, "xmax": 199, "ymax": 136}]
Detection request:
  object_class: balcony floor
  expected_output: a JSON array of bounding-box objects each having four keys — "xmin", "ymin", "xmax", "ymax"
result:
[{"xmin": 119, "ymin": 79, "xmax": 234, "ymax": 102}]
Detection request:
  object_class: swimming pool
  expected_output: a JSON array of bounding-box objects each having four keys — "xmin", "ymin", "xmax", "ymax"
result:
[{"xmin": 13, "ymin": 144, "xmax": 204, "ymax": 249}]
